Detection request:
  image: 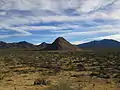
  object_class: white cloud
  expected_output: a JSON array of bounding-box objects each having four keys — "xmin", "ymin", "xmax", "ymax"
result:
[
  {"xmin": 78, "ymin": 0, "xmax": 102, "ymax": 12},
  {"xmin": 71, "ymin": 41, "xmax": 82, "ymax": 45},
  {"xmin": 0, "ymin": 0, "xmax": 120, "ymax": 41},
  {"xmin": 0, "ymin": 24, "xmax": 32, "ymax": 39},
  {"xmin": 71, "ymin": 34, "xmax": 120, "ymax": 45},
  {"xmin": 61, "ymin": 28, "xmax": 120, "ymax": 37},
  {"xmin": 0, "ymin": 33, "xmax": 30, "ymax": 39},
  {"xmin": 0, "ymin": 0, "xmax": 119, "ymax": 27},
  {"xmin": 14, "ymin": 24, "xmax": 81, "ymax": 31},
  {"xmin": 0, "ymin": 11, "xmax": 6, "ymax": 15},
  {"xmin": 95, "ymin": 34, "xmax": 120, "ymax": 41},
  {"xmin": 15, "ymin": 26, "xmax": 64, "ymax": 31}
]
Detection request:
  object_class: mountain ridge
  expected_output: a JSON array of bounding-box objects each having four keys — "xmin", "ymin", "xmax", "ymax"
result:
[
  {"xmin": 0, "ymin": 37, "xmax": 81, "ymax": 51},
  {"xmin": 78, "ymin": 39, "xmax": 120, "ymax": 49},
  {"xmin": 1, "ymin": 38, "xmax": 120, "ymax": 50}
]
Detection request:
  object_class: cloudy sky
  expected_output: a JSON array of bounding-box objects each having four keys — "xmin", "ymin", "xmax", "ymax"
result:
[{"xmin": 0, "ymin": 0, "xmax": 120, "ymax": 44}]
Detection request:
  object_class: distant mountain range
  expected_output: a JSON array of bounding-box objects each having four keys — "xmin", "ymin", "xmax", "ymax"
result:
[
  {"xmin": 1, "ymin": 38, "xmax": 120, "ymax": 51},
  {"xmin": 0, "ymin": 41, "xmax": 35, "ymax": 49},
  {"xmin": 78, "ymin": 39, "xmax": 120, "ymax": 50},
  {"xmin": 0, "ymin": 37, "xmax": 80, "ymax": 51}
]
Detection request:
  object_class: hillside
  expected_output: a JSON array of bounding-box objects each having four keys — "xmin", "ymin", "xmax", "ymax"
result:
[
  {"xmin": 44, "ymin": 37, "xmax": 81, "ymax": 51},
  {"xmin": 78, "ymin": 39, "xmax": 120, "ymax": 50}
]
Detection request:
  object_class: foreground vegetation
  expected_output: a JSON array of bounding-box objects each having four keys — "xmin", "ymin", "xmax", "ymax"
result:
[{"xmin": 0, "ymin": 49, "xmax": 120, "ymax": 90}]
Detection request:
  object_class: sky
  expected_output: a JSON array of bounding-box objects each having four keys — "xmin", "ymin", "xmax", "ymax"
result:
[{"xmin": 0, "ymin": 0, "xmax": 120, "ymax": 45}]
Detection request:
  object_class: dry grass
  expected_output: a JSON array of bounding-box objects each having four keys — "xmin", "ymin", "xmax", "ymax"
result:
[
  {"xmin": 0, "ymin": 50, "xmax": 120, "ymax": 90},
  {"xmin": 0, "ymin": 69, "xmax": 120, "ymax": 90}
]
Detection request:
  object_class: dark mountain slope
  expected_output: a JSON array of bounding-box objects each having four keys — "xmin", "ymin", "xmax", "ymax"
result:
[
  {"xmin": 0, "ymin": 41, "xmax": 35, "ymax": 49},
  {"xmin": 78, "ymin": 39, "xmax": 120, "ymax": 49},
  {"xmin": 0, "ymin": 41, "xmax": 9, "ymax": 48},
  {"xmin": 10, "ymin": 41, "xmax": 35, "ymax": 48},
  {"xmin": 37, "ymin": 42, "xmax": 49, "ymax": 49}
]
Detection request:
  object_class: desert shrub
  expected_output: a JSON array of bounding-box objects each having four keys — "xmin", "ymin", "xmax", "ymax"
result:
[
  {"xmin": 34, "ymin": 76, "xmax": 50, "ymax": 86},
  {"xmin": 76, "ymin": 64, "xmax": 85, "ymax": 71},
  {"xmin": 41, "ymin": 70, "xmax": 55, "ymax": 76},
  {"xmin": 113, "ymin": 73, "xmax": 120, "ymax": 78},
  {"xmin": 0, "ymin": 61, "xmax": 7, "ymax": 80},
  {"xmin": 98, "ymin": 73, "xmax": 110, "ymax": 79},
  {"xmin": 45, "ymin": 76, "xmax": 80, "ymax": 90},
  {"xmin": 0, "ymin": 72, "xmax": 4, "ymax": 80},
  {"xmin": 90, "ymin": 72, "xmax": 110, "ymax": 79},
  {"xmin": 90, "ymin": 72, "xmax": 99, "ymax": 77}
]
